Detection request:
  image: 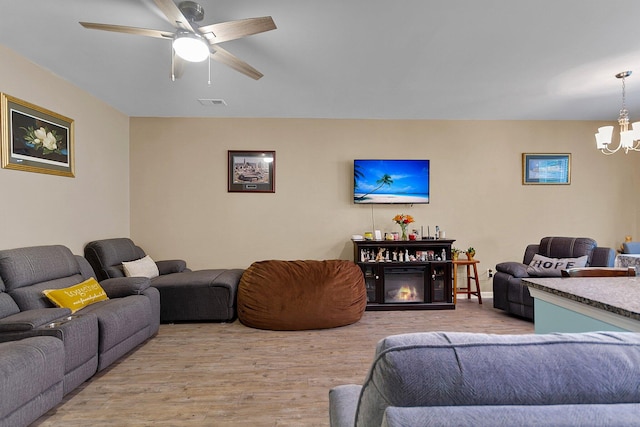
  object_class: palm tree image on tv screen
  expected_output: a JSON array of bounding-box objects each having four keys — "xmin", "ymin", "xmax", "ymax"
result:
[{"xmin": 353, "ymin": 159, "xmax": 430, "ymax": 204}]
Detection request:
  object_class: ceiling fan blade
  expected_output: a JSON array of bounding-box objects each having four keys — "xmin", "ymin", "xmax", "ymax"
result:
[
  {"xmin": 80, "ymin": 22, "xmax": 173, "ymax": 39},
  {"xmin": 153, "ymin": 0, "xmax": 195, "ymax": 32},
  {"xmin": 210, "ymin": 46, "xmax": 263, "ymax": 80},
  {"xmin": 199, "ymin": 16, "xmax": 276, "ymax": 44}
]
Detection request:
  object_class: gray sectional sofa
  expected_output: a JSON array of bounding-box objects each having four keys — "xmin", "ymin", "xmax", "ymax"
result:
[
  {"xmin": 84, "ymin": 238, "xmax": 243, "ymax": 322},
  {"xmin": 329, "ymin": 331, "xmax": 640, "ymax": 427},
  {"xmin": 0, "ymin": 245, "xmax": 160, "ymax": 426}
]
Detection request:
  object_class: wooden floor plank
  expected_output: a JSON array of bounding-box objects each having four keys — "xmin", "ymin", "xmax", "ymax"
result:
[{"xmin": 33, "ymin": 299, "xmax": 532, "ymax": 426}]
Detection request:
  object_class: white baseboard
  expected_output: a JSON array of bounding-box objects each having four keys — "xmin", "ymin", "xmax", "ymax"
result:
[{"xmin": 456, "ymin": 291, "xmax": 493, "ymax": 300}]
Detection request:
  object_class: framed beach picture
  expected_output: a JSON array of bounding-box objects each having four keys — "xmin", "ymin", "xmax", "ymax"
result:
[
  {"xmin": 1, "ymin": 93, "xmax": 75, "ymax": 177},
  {"xmin": 228, "ymin": 150, "xmax": 275, "ymax": 193},
  {"xmin": 522, "ymin": 153, "xmax": 570, "ymax": 185}
]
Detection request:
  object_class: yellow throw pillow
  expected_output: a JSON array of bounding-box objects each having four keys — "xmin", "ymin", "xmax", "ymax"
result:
[{"xmin": 42, "ymin": 277, "xmax": 109, "ymax": 313}]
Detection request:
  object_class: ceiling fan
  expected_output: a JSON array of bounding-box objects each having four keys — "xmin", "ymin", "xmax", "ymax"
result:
[{"xmin": 80, "ymin": 0, "xmax": 276, "ymax": 80}]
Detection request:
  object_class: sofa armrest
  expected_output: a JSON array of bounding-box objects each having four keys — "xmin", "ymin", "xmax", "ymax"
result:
[
  {"xmin": 156, "ymin": 259, "xmax": 187, "ymax": 275},
  {"xmin": 329, "ymin": 384, "xmax": 362, "ymax": 427},
  {"xmin": 100, "ymin": 277, "xmax": 151, "ymax": 298},
  {"xmin": 0, "ymin": 308, "xmax": 72, "ymax": 332},
  {"xmin": 495, "ymin": 261, "xmax": 530, "ymax": 278}
]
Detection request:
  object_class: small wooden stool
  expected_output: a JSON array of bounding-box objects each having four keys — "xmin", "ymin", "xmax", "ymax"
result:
[{"xmin": 452, "ymin": 259, "xmax": 482, "ymax": 304}]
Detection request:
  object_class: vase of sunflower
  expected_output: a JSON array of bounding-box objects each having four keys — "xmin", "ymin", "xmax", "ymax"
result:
[{"xmin": 392, "ymin": 214, "xmax": 415, "ymax": 240}]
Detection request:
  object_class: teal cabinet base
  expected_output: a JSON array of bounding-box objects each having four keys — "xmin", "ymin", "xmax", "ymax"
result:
[{"xmin": 534, "ymin": 299, "xmax": 627, "ymax": 334}]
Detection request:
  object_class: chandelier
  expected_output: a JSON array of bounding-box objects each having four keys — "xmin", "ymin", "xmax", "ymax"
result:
[{"xmin": 595, "ymin": 71, "xmax": 640, "ymax": 154}]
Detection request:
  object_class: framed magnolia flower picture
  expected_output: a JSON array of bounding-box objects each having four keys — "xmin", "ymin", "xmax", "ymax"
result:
[{"xmin": 1, "ymin": 93, "xmax": 75, "ymax": 177}]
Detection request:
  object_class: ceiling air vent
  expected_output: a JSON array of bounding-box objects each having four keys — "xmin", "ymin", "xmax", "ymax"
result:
[{"xmin": 198, "ymin": 98, "xmax": 227, "ymax": 106}]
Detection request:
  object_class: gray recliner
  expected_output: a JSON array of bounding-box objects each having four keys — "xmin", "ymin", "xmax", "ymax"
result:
[
  {"xmin": 0, "ymin": 336, "xmax": 65, "ymax": 427},
  {"xmin": 492, "ymin": 236, "xmax": 615, "ymax": 320},
  {"xmin": 0, "ymin": 245, "xmax": 159, "ymax": 395},
  {"xmin": 84, "ymin": 238, "xmax": 244, "ymax": 323},
  {"xmin": 329, "ymin": 331, "xmax": 640, "ymax": 427}
]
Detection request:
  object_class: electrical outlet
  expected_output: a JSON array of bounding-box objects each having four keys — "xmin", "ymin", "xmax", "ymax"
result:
[{"xmin": 487, "ymin": 268, "xmax": 493, "ymax": 278}]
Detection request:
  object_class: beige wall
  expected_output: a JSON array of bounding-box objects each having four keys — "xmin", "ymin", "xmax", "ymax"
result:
[
  {"xmin": 130, "ymin": 118, "xmax": 640, "ymax": 292},
  {"xmin": 0, "ymin": 45, "xmax": 130, "ymax": 255},
  {"xmin": 3, "ymin": 44, "xmax": 638, "ymax": 294}
]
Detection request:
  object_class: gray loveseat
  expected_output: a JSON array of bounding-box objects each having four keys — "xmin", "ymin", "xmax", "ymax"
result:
[
  {"xmin": 492, "ymin": 236, "xmax": 615, "ymax": 320},
  {"xmin": 329, "ymin": 331, "xmax": 640, "ymax": 427},
  {"xmin": 84, "ymin": 238, "xmax": 243, "ymax": 323},
  {"xmin": 0, "ymin": 245, "xmax": 160, "ymax": 426}
]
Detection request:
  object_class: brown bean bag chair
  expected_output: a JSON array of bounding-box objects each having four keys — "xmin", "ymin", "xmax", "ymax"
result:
[{"xmin": 238, "ymin": 260, "xmax": 366, "ymax": 330}]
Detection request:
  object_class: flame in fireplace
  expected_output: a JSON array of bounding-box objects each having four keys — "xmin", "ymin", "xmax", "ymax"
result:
[{"xmin": 397, "ymin": 286, "xmax": 418, "ymax": 301}]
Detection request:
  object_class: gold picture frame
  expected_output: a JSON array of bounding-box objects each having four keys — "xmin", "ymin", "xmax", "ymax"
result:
[
  {"xmin": 1, "ymin": 93, "xmax": 75, "ymax": 177},
  {"xmin": 522, "ymin": 153, "xmax": 570, "ymax": 185}
]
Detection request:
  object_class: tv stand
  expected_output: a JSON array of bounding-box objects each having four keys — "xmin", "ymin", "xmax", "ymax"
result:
[{"xmin": 352, "ymin": 239, "xmax": 455, "ymax": 311}]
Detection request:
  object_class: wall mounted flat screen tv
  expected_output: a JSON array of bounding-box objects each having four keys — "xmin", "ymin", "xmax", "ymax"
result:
[{"xmin": 354, "ymin": 159, "xmax": 430, "ymax": 204}]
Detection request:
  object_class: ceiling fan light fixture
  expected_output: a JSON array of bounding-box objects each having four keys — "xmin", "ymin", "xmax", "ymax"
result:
[{"xmin": 173, "ymin": 32, "xmax": 209, "ymax": 62}]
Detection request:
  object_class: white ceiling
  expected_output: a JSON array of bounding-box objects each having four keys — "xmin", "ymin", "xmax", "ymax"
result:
[{"xmin": 2, "ymin": 0, "xmax": 640, "ymax": 120}]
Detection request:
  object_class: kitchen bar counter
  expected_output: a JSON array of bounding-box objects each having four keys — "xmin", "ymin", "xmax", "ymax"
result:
[{"xmin": 523, "ymin": 276, "xmax": 640, "ymax": 333}]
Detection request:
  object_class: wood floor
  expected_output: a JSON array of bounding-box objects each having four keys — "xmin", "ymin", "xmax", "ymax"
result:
[{"xmin": 33, "ymin": 299, "xmax": 532, "ymax": 427}]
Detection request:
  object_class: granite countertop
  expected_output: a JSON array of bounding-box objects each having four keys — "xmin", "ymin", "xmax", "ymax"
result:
[{"xmin": 523, "ymin": 277, "xmax": 640, "ymax": 321}]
